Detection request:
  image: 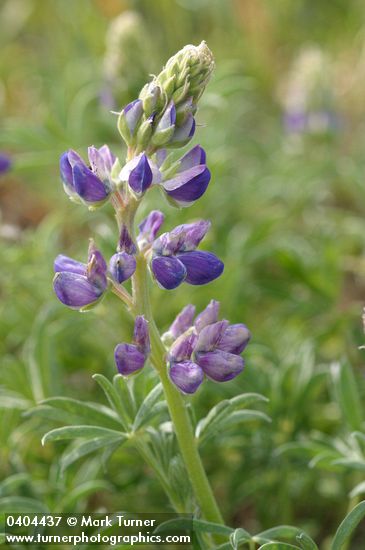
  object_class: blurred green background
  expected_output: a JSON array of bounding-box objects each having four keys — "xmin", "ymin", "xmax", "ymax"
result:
[{"xmin": 2, "ymin": 0, "xmax": 365, "ymax": 547}]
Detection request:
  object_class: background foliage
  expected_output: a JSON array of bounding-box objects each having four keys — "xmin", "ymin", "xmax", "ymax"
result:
[{"xmin": 1, "ymin": 0, "xmax": 365, "ymax": 548}]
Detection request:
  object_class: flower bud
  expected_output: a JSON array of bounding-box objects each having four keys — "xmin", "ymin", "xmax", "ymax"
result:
[
  {"xmin": 53, "ymin": 242, "xmax": 108, "ymax": 311},
  {"xmin": 195, "ymin": 349, "xmax": 244, "ymax": 382},
  {"xmin": 218, "ymin": 324, "xmax": 251, "ymax": 355},
  {"xmin": 140, "ymin": 83, "xmax": 162, "ymax": 117},
  {"xmin": 151, "ymin": 101, "xmax": 176, "ymax": 147},
  {"xmin": 169, "ymin": 115, "xmax": 195, "ymax": 148},
  {"xmin": 137, "ymin": 210, "xmax": 165, "ymax": 248},
  {"xmin": 168, "ymin": 304, "xmax": 196, "ymax": 339},
  {"xmin": 136, "ymin": 116, "xmax": 154, "ymax": 151},
  {"xmin": 118, "ymin": 224, "xmax": 137, "ymax": 255},
  {"xmin": 154, "ymin": 41, "xmax": 214, "ymax": 108},
  {"xmin": 194, "ymin": 299, "xmax": 220, "ymax": 332},
  {"xmin": 194, "ymin": 320, "xmax": 229, "ymax": 353},
  {"xmin": 169, "ymin": 361, "xmax": 204, "ymax": 394},
  {"xmin": 175, "ymin": 98, "xmax": 196, "ymax": 126},
  {"xmin": 168, "ymin": 331, "xmax": 197, "ymax": 363},
  {"xmin": 119, "ymin": 153, "xmax": 161, "ymax": 197},
  {"xmin": 109, "ymin": 252, "xmax": 136, "ymax": 284},
  {"xmin": 114, "ymin": 343, "xmax": 146, "ymax": 375},
  {"xmin": 118, "ymin": 99, "xmax": 143, "ymax": 146},
  {"xmin": 128, "ymin": 153, "xmax": 153, "ymax": 194},
  {"xmin": 60, "ymin": 147, "xmax": 113, "ymax": 208},
  {"xmin": 133, "ymin": 315, "xmax": 150, "ymax": 356},
  {"xmin": 114, "ymin": 316, "xmax": 150, "ymax": 376}
]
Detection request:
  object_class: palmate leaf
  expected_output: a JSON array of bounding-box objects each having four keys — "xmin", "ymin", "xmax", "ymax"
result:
[
  {"xmin": 41, "ymin": 425, "xmax": 128, "ymax": 474},
  {"xmin": 60, "ymin": 435, "xmax": 126, "ymax": 473},
  {"xmin": 92, "ymin": 373, "xmax": 130, "ymax": 429},
  {"xmin": 133, "ymin": 383, "xmax": 165, "ymax": 431},
  {"xmin": 27, "ymin": 396, "xmax": 122, "ymax": 430},
  {"xmin": 195, "ymin": 392, "xmax": 269, "ymax": 445},
  {"xmin": 331, "ymin": 500, "xmax": 365, "ymax": 550},
  {"xmin": 42, "ymin": 425, "xmax": 126, "ymax": 445}
]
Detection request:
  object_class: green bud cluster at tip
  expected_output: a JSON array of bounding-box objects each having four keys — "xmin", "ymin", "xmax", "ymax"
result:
[
  {"xmin": 154, "ymin": 41, "xmax": 215, "ymax": 105},
  {"xmin": 118, "ymin": 42, "xmax": 214, "ymax": 154}
]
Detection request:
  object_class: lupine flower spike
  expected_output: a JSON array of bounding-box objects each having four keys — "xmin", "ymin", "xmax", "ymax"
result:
[{"xmin": 52, "ymin": 42, "xmax": 251, "ymax": 528}]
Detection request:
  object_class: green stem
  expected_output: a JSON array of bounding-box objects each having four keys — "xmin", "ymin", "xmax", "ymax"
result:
[{"xmin": 132, "ymin": 254, "xmax": 224, "ymax": 526}]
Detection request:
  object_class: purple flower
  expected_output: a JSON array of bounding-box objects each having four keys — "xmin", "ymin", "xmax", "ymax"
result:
[
  {"xmin": 167, "ymin": 304, "xmax": 196, "ymax": 339},
  {"xmin": 169, "ymin": 361, "xmax": 204, "ymax": 394},
  {"xmin": 53, "ymin": 241, "xmax": 108, "ymax": 310},
  {"xmin": 194, "ymin": 299, "xmax": 219, "ymax": 332},
  {"xmin": 151, "ymin": 220, "xmax": 223, "ymax": 290},
  {"xmin": 167, "ymin": 300, "xmax": 251, "ymax": 393},
  {"xmin": 118, "ymin": 99, "xmax": 144, "ymax": 145},
  {"xmin": 169, "ymin": 114, "xmax": 196, "ymax": 147},
  {"xmin": 119, "ymin": 153, "xmax": 161, "ymax": 196},
  {"xmin": 156, "ymin": 101, "xmax": 176, "ymax": 132},
  {"xmin": 137, "ymin": 210, "xmax": 165, "ymax": 249},
  {"xmin": 114, "ymin": 316, "xmax": 150, "ymax": 375},
  {"xmin": 118, "ymin": 224, "xmax": 137, "ymax": 255},
  {"xmin": 160, "ymin": 145, "xmax": 210, "ymax": 207},
  {"xmin": 0, "ymin": 152, "xmax": 12, "ymax": 175},
  {"xmin": 194, "ymin": 320, "xmax": 250, "ymax": 382},
  {"xmin": 60, "ymin": 145, "xmax": 115, "ymax": 206},
  {"xmin": 168, "ymin": 331, "xmax": 198, "ymax": 363},
  {"xmin": 109, "ymin": 252, "xmax": 136, "ymax": 284}
]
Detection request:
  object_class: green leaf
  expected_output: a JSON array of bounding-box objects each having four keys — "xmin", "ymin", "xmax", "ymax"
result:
[
  {"xmin": 296, "ymin": 532, "xmax": 319, "ymax": 550},
  {"xmin": 0, "ymin": 474, "xmax": 30, "ymax": 497},
  {"xmin": 0, "ymin": 497, "xmax": 48, "ymax": 514},
  {"xmin": 92, "ymin": 374, "xmax": 129, "ymax": 428},
  {"xmin": 133, "ymin": 383, "xmax": 164, "ymax": 431},
  {"xmin": 0, "ymin": 389, "xmax": 31, "ymax": 410},
  {"xmin": 196, "ymin": 392, "xmax": 269, "ymax": 444},
  {"xmin": 331, "ymin": 362, "xmax": 364, "ymax": 431},
  {"xmin": 60, "ymin": 436, "xmax": 125, "ymax": 473},
  {"xmin": 39, "ymin": 397, "xmax": 122, "ymax": 429},
  {"xmin": 332, "ymin": 458, "xmax": 365, "ymax": 472},
  {"xmin": 331, "ymin": 500, "xmax": 365, "ymax": 550},
  {"xmin": 222, "ymin": 409, "xmax": 272, "ymax": 427},
  {"xmin": 257, "ymin": 526, "xmax": 310, "ymax": 541},
  {"xmin": 58, "ymin": 480, "xmax": 113, "ymax": 510},
  {"xmin": 258, "ymin": 544, "xmax": 301, "ymax": 550},
  {"xmin": 154, "ymin": 518, "xmax": 234, "ymax": 537},
  {"xmin": 42, "ymin": 425, "xmax": 126, "ymax": 445},
  {"xmin": 113, "ymin": 375, "xmax": 137, "ymax": 422},
  {"xmin": 230, "ymin": 527, "xmax": 252, "ymax": 548},
  {"xmin": 349, "ymin": 481, "xmax": 365, "ymax": 499},
  {"xmin": 229, "ymin": 393, "xmax": 269, "ymax": 408}
]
